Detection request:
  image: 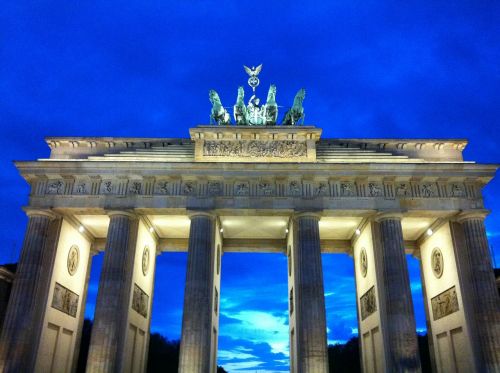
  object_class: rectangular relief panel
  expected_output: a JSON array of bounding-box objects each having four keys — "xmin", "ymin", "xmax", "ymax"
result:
[
  {"xmin": 431, "ymin": 286, "xmax": 459, "ymax": 321},
  {"xmin": 132, "ymin": 283, "xmax": 149, "ymax": 318},
  {"xmin": 51, "ymin": 282, "xmax": 79, "ymax": 317},
  {"xmin": 360, "ymin": 286, "xmax": 377, "ymax": 321}
]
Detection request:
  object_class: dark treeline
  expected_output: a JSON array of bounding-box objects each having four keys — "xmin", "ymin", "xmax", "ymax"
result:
[{"xmin": 76, "ymin": 319, "xmax": 431, "ymax": 372}]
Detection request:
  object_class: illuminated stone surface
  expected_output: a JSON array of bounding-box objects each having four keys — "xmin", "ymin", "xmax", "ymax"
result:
[{"xmin": 1, "ymin": 124, "xmax": 499, "ymax": 373}]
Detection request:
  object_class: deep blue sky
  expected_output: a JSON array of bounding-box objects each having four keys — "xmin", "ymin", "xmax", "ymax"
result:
[{"xmin": 1, "ymin": 1, "xmax": 499, "ymax": 372}]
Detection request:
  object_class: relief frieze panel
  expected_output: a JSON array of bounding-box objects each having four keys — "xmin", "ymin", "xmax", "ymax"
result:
[
  {"xmin": 288, "ymin": 181, "xmax": 302, "ymax": 196},
  {"xmin": 203, "ymin": 140, "xmax": 307, "ymax": 158},
  {"xmin": 156, "ymin": 180, "xmax": 171, "ymax": 195},
  {"xmin": 234, "ymin": 181, "xmax": 249, "ymax": 196},
  {"xmin": 132, "ymin": 283, "xmax": 149, "ymax": 318},
  {"xmin": 182, "ymin": 181, "xmax": 197, "ymax": 195},
  {"xmin": 46, "ymin": 180, "xmax": 64, "ymax": 194},
  {"xmin": 129, "ymin": 181, "xmax": 142, "ymax": 195},
  {"xmin": 431, "ymin": 286, "xmax": 459, "ymax": 321},
  {"xmin": 51, "ymin": 282, "xmax": 79, "ymax": 318},
  {"xmin": 34, "ymin": 175, "xmax": 478, "ymax": 202},
  {"xmin": 360, "ymin": 286, "xmax": 377, "ymax": 320}
]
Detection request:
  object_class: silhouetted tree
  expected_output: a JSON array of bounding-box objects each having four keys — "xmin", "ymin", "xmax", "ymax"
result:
[
  {"xmin": 147, "ymin": 333, "xmax": 180, "ymax": 372},
  {"xmin": 327, "ymin": 334, "xmax": 432, "ymax": 373},
  {"xmin": 75, "ymin": 320, "xmax": 429, "ymax": 373},
  {"xmin": 328, "ymin": 337, "xmax": 361, "ymax": 373}
]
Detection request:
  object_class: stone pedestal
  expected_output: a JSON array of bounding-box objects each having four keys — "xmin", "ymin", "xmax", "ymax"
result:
[
  {"xmin": 86, "ymin": 211, "xmax": 139, "ymax": 373},
  {"xmin": 178, "ymin": 212, "xmax": 217, "ymax": 373},
  {"xmin": 291, "ymin": 213, "xmax": 328, "ymax": 373},
  {"xmin": 373, "ymin": 213, "xmax": 421, "ymax": 372},
  {"xmin": 0, "ymin": 209, "xmax": 61, "ymax": 373},
  {"xmin": 456, "ymin": 212, "xmax": 500, "ymax": 372}
]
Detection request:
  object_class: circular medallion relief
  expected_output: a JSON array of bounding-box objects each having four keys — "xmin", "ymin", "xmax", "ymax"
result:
[
  {"xmin": 431, "ymin": 247, "xmax": 444, "ymax": 279},
  {"xmin": 359, "ymin": 248, "xmax": 368, "ymax": 278},
  {"xmin": 142, "ymin": 246, "xmax": 150, "ymax": 276},
  {"xmin": 67, "ymin": 245, "xmax": 80, "ymax": 276}
]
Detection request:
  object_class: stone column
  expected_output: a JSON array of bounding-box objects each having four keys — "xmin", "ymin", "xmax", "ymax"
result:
[
  {"xmin": 178, "ymin": 211, "xmax": 217, "ymax": 373},
  {"xmin": 86, "ymin": 211, "xmax": 139, "ymax": 373},
  {"xmin": 373, "ymin": 213, "xmax": 421, "ymax": 371},
  {"xmin": 0, "ymin": 209, "xmax": 61, "ymax": 373},
  {"xmin": 292, "ymin": 212, "xmax": 328, "ymax": 373},
  {"xmin": 456, "ymin": 211, "xmax": 500, "ymax": 372}
]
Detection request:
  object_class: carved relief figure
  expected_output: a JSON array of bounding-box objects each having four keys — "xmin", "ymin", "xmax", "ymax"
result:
[
  {"xmin": 341, "ymin": 183, "xmax": 354, "ymax": 196},
  {"xmin": 142, "ymin": 246, "xmax": 150, "ymax": 276},
  {"xmin": 51, "ymin": 282, "xmax": 79, "ymax": 317},
  {"xmin": 422, "ymin": 183, "xmax": 436, "ymax": 198},
  {"xmin": 203, "ymin": 140, "xmax": 307, "ymax": 158},
  {"xmin": 103, "ymin": 181, "xmax": 113, "ymax": 193},
  {"xmin": 360, "ymin": 286, "xmax": 377, "ymax": 320},
  {"xmin": 132, "ymin": 283, "xmax": 149, "ymax": 318},
  {"xmin": 431, "ymin": 248, "xmax": 444, "ymax": 278},
  {"xmin": 368, "ymin": 183, "xmax": 383, "ymax": 197},
  {"xmin": 76, "ymin": 183, "xmax": 86, "ymax": 194},
  {"xmin": 396, "ymin": 183, "xmax": 409, "ymax": 197},
  {"xmin": 129, "ymin": 182, "xmax": 141, "ymax": 195},
  {"xmin": 315, "ymin": 182, "xmax": 328, "ymax": 196},
  {"xmin": 451, "ymin": 184, "xmax": 464, "ymax": 197},
  {"xmin": 289, "ymin": 181, "xmax": 301, "ymax": 196},
  {"xmin": 157, "ymin": 181, "xmax": 170, "ymax": 194},
  {"xmin": 431, "ymin": 286, "xmax": 459, "ymax": 321},
  {"xmin": 183, "ymin": 181, "xmax": 196, "ymax": 195},
  {"xmin": 235, "ymin": 182, "xmax": 249, "ymax": 196},
  {"xmin": 67, "ymin": 245, "xmax": 79, "ymax": 276},
  {"xmin": 259, "ymin": 182, "xmax": 274, "ymax": 196},
  {"xmin": 359, "ymin": 248, "xmax": 368, "ymax": 278},
  {"xmin": 47, "ymin": 180, "xmax": 63, "ymax": 194},
  {"xmin": 208, "ymin": 181, "xmax": 223, "ymax": 196}
]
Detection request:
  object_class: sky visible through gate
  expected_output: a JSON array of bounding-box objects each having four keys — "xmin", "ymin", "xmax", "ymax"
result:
[{"xmin": 1, "ymin": 1, "xmax": 499, "ymax": 372}]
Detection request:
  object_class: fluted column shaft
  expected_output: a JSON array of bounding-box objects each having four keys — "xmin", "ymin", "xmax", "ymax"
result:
[
  {"xmin": 458, "ymin": 215, "xmax": 500, "ymax": 371},
  {"xmin": 179, "ymin": 212, "xmax": 216, "ymax": 373},
  {"xmin": 293, "ymin": 214, "xmax": 328, "ymax": 373},
  {"xmin": 0, "ymin": 209, "xmax": 60, "ymax": 373},
  {"xmin": 86, "ymin": 212, "xmax": 138, "ymax": 373},
  {"xmin": 374, "ymin": 216, "xmax": 421, "ymax": 372}
]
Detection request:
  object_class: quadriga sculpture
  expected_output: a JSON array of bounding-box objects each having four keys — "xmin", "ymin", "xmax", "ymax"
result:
[
  {"xmin": 209, "ymin": 90, "xmax": 231, "ymax": 125},
  {"xmin": 282, "ymin": 88, "xmax": 305, "ymax": 126},
  {"xmin": 233, "ymin": 86, "xmax": 248, "ymax": 125},
  {"xmin": 264, "ymin": 84, "xmax": 278, "ymax": 126}
]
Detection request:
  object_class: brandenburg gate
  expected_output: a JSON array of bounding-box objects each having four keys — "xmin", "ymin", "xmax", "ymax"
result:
[{"xmin": 0, "ymin": 68, "xmax": 499, "ymax": 373}]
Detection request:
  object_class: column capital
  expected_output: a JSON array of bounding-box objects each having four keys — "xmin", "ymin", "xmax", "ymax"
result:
[
  {"xmin": 455, "ymin": 209, "xmax": 490, "ymax": 223},
  {"xmin": 187, "ymin": 210, "xmax": 216, "ymax": 220},
  {"xmin": 22, "ymin": 207, "xmax": 58, "ymax": 220},
  {"xmin": 106, "ymin": 210, "xmax": 137, "ymax": 219},
  {"xmin": 292, "ymin": 210, "xmax": 322, "ymax": 221},
  {"xmin": 373, "ymin": 209, "xmax": 405, "ymax": 222}
]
